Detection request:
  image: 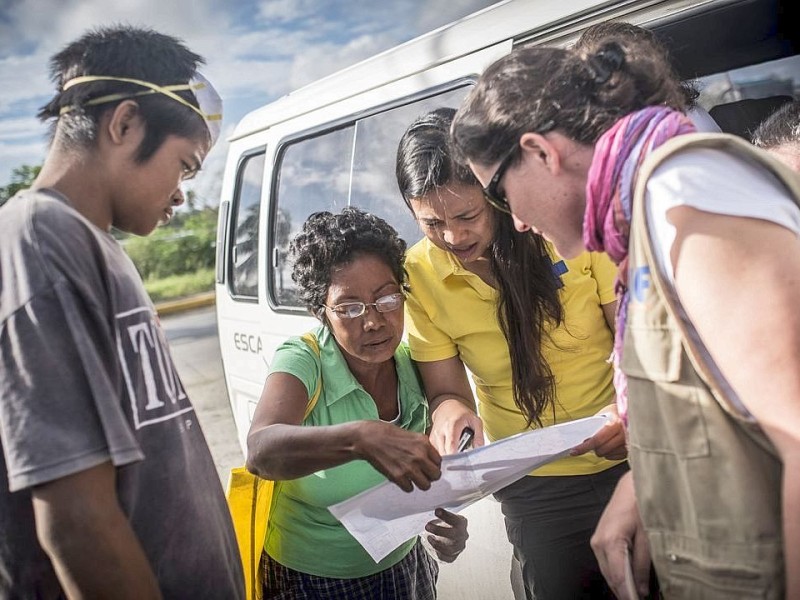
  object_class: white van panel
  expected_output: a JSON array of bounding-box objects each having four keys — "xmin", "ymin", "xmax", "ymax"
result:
[{"xmin": 264, "ymin": 41, "xmax": 510, "ymax": 145}]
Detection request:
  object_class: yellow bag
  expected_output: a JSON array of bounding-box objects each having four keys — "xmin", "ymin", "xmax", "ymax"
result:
[{"xmin": 225, "ymin": 332, "xmax": 322, "ymax": 600}]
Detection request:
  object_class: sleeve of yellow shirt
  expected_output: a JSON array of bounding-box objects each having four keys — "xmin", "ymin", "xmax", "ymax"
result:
[
  {"xmin": 404, "ymin": 284, "xmax": 459, "ymax": 362},
  {"xmin": 590, "ymin": 251, "xmax": 619, "ymax": 305},
  {"xmin": 404, "ymin": 241, "xmax": 460, "ymax": 363}
]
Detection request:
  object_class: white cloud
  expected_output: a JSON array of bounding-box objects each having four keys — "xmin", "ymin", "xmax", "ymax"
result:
[
  {"xmin": 13, "ymin": 0, "xmax": 224, "ymax": 49},
  {"xmin": 0, "ymin": 140, "xmax": 48, "ymax": 190},
  {"xmin": 0, "ymin": 115, "xmax": 46, "ymax": 140},
  {"xmin": 0, "ymin": 0, "xmax": 500, "ymax": 187},
  {"xmin": 0, "ymin": 53, "xmax": 53, "ymax": 112},
  {"xmin": 256, "ymin": 0, "xmax": 306, "ymax": 23},
  {"xmin": 287, "ymin": 33, "xmax": 394, "ymax": 91},
  {"xmin": 0, "ymin": 109, "xmax": 48, "ymax": 187},
  {"xmin": 0, "ymin": 0, "xmax": 232, "ymax": 106},
  {"xmin": 0, "ymin": 140, "xmax": 47, "ymax": 161}
]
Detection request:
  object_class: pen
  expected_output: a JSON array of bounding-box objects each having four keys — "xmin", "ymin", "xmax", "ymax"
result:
[{"xmin": 457, "ymin": 427, "xmax": 475, "ymax": 453}]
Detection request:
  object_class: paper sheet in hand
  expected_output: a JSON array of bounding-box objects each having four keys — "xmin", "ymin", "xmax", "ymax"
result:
[{"xmin": 329, "ymin": 415, "xmax": 608, "ymax": 562}]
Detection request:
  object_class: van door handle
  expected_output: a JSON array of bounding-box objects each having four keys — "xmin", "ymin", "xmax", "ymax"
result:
[{"xmin": 216, "ymin": 200, "xmax": 231, "ymax": 284}]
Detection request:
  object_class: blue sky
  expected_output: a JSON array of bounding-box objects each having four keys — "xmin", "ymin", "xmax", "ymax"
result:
[{"xmin": 0, "ymin": 0, "xmax": 498, "ymax": 200}]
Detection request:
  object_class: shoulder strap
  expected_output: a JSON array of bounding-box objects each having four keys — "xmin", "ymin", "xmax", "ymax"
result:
[
  {"xmin": 631, "ymin": 133, "xmax": 799, "ymax": 426},
  {"xmin": 300, "ymin": 332, "xmax": 323, "ymax": 419}
]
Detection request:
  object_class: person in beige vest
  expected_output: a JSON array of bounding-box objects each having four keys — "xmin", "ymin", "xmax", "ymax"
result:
[{"xmin": 449, "ymin": 36, "xmax": 800, "ymax": 599}]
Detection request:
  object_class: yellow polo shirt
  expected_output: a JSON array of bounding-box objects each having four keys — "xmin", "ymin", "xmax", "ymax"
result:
[{"xmin": 405, "ymin": 237, "xmax": 621, "ymax": 476}]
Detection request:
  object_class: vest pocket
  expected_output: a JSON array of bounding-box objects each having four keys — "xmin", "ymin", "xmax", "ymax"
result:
[
  {"xmin": 621, "ymin": 324, "xmax": 682, "ymax": 383},
  {"xmin": 623, "ymin": 325, "xmax": 710, "ymax": 458},
  {"xmin": 659, "ymin": 551, "xmax": 772, "ymax": 599}
]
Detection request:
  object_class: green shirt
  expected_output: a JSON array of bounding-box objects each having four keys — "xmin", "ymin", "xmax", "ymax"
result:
[{"xmin": 265, "ymin": 325, "xmax": 430, "ymax": 578}]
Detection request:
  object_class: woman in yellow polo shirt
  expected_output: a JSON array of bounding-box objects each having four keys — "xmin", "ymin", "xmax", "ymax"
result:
[
  {"xmin": 396, "ymin": 108, "xmax": 627, "ymax": 599},
  {"xmin": 246, "ymin": 208, "xmax": 467, "ymax": 599}
]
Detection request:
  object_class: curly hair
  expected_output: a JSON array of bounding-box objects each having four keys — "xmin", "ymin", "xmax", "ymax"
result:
[{"xmin": 290, "ymin": 207, "xmax": 408, "ymax": 316}]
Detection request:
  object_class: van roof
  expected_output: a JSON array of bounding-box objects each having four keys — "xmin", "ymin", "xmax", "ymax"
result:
[
  {"xmin": 230, "ymin": 0, "xmax": 796, "ymax": 140},
  {"xmin": 230, "ymin": 0, "xmax": 608, "ymax": 139}
]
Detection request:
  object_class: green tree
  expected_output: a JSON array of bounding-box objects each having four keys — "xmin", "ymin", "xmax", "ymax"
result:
[
  {"xmin": 0, "ymin": 165, "xmax": 41, "ymax": 207},
  {"xmin": 124, "ymin": 207, "xmax": 219, "ymax": 280}
]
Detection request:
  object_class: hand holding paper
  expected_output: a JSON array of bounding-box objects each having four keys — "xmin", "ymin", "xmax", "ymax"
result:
[
  {"xmin": 329, "ymin": 415, "xmax": 609, "ymax": 562},
  {"xmin": 570, "ymin": 404, "xmax": 627, "ymax": 460}
]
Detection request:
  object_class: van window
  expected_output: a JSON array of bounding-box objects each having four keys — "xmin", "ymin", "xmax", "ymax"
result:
[
  {"xmin": 230, "ymin": 149, "xmax": 266, "ymax": 298},
  {"xmin": 697, "ymin": 55, "xmax": 800, "ymax": 139},
  {"xmin": 272, "ymin": 126, "xmax": 353, "ymax": 305},
  {"xmin": 271, "ymin": 86, "xmax": 470, "ymax": 308}
]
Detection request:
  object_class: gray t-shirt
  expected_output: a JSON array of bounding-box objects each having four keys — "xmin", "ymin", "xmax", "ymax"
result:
[{"xmin": 0, "ymin": 189, "xmax": 244, "ymax": 599}]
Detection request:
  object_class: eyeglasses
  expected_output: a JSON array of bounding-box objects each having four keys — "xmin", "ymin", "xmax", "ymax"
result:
[
  {"xmin": 324, "ymin": 292, "xmax": 405, "ymax": 320},
  {"xmin": 482, "ymin": 145, "xmax": 518, "ymax": 215}
]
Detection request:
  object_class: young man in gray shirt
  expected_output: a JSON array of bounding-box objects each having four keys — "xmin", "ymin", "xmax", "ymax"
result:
[{"xmin": 0, "ymin": 26, "xmax": 244, "ymax": 599}]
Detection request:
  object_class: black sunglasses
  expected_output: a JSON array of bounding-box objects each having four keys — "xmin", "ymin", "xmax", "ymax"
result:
[
  {"xmin": 482, "ymin": 120, "xmax": 557, "ymax": 214},
  {"xmin": 481, "ymin": 145, "xmax": 517, "ymax": 214}
]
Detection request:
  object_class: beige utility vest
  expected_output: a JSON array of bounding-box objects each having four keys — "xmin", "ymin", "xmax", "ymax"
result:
[{"xmin": 623, "ymin": 133, "xmax": 800, "ymax": 599}]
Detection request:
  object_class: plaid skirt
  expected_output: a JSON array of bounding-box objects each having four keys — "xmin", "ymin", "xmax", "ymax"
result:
[{"xmin": 261, "ymin": 539, "xmax": 439, "ymax": 599}]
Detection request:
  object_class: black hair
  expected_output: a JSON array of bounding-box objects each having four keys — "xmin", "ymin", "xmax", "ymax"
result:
[
  {"xmin": 752, "ymin": 100, "xmax": 800, "ymax": 150},
  {"xmin": 396, "ymin": 108, "xmax": 563, "ymax": 427},
  {"xmin": 38, "ymin": 25, "xmax": 209, "ymax": 162},
  {"xmin": 396, "ymin": 108, "xmax": 477, "ymax": 207},
  {"xmin": 452, "ymin": 40, "xmax": 689, "ymax": 168},
  {"xmin": 290, "ymin": 207, "xmax": 408, "ymax": 317}
]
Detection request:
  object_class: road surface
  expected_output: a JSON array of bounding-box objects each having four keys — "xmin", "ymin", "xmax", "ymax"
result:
[
  {"xmin": 162, "ymin": 306, "xmax": 243, "ymax": 483},
  {"xmin": 162, "ymin": 306, "xmax": 515, "ymax": 600}
]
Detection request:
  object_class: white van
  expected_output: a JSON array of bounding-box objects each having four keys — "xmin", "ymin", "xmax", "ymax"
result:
[
  {"xmin": 215, "ymin": 0, "xmax": 797, "ymax": 451},
  {"xmin": 214, "ymin": 0, "xmax": 796, "ymax": 596}
]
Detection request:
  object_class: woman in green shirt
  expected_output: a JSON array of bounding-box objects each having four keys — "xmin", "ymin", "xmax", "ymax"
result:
[{"xmin": 246, "ymin": 207, "xmax": 467, "ymax": 599}]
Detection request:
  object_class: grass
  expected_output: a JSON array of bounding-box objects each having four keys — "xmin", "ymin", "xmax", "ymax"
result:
[{"xmin": 144, "ymin": 268, "xmax": 216, "ymax": 303}]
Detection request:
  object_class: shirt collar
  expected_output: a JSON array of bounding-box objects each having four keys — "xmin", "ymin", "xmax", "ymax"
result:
[
  {"xmin": 424, "ymin": 237, "xmax": 465, "ymax": 281},
  {"xmin": 422, "ymin": 237, "xmax": 495, "ymax": 300},
  {"xmin": 316, "ymin": 326, "xmax": 361, "ymax": 405},
  {"xmin": 316, "ymin": 326, "xmax": 428, "ymax": 423}
]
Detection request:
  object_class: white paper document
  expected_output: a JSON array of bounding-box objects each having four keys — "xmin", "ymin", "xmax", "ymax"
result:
[{"xmin": 329, "ymin": 415, "xmax": 609, "ymax": 562}]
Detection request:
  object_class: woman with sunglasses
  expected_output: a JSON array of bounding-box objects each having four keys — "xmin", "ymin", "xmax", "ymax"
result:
[
  {"xmin": 246, "ymin": 207, "xmax": 467, "ymax": 599},
  {"xmin": 396, "ymin": 107, "xmax": 628, "ymax": 599},
  {"xmin": 450, "ymin": 34, "xmax": 800, "ymax": 599}
]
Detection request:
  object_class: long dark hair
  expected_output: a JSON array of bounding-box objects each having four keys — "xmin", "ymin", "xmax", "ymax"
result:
[{"xmin": 396, "ymin": 108, "xmax": 563, "ymax": 426}]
